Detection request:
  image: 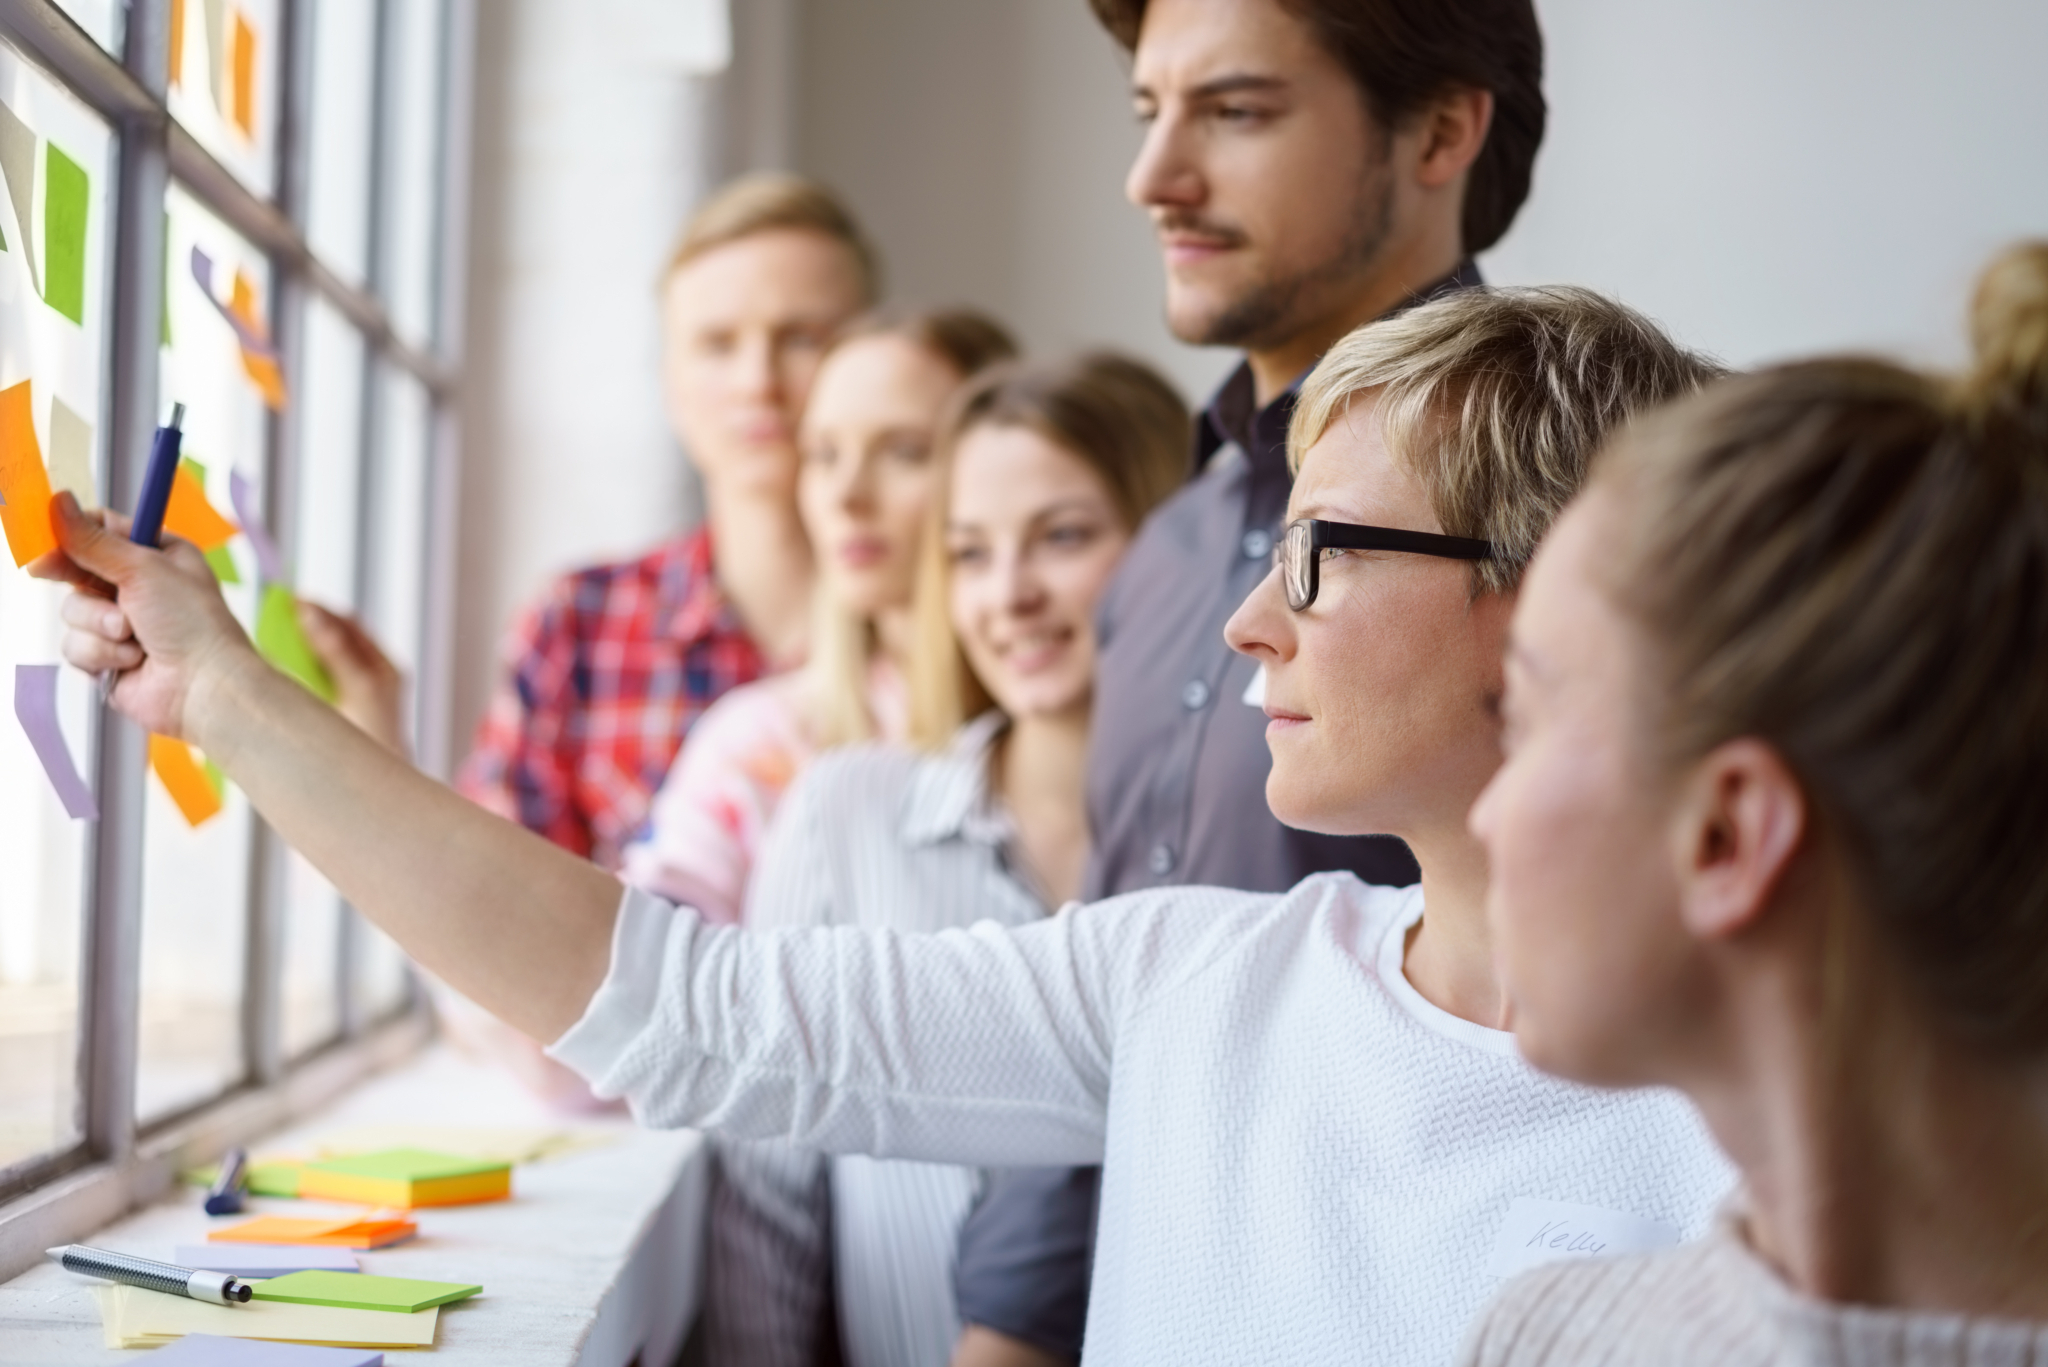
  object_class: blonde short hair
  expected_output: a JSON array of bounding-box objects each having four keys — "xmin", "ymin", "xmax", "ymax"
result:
[
  {"xmin": 661, "ymin": 172, "xmax": 880, "ymax": 304},
  {"xmin": 1290, "ymin": 286, "xmax": 1722, "ymax": 595}
]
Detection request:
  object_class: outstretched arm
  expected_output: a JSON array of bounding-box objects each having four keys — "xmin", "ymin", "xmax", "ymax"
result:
[{"xmin": 35, "ymin": 494, "xmax": 619, "ymax": 1043}]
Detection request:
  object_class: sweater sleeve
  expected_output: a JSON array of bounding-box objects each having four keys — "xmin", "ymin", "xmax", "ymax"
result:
[{"xmin": 547, "ymin": 885, "xmax": 1162, "ymax": 1168}]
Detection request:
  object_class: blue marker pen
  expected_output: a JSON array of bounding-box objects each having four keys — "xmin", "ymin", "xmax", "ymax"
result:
[{"xmin": 129, "ymin": 402, "xmax": 186, "ymax": 549}]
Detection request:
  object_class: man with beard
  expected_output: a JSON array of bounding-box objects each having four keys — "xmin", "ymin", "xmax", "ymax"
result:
[{"xmin": 945, "ymin": 2, "xmax": 1547, "ymax": 1362}]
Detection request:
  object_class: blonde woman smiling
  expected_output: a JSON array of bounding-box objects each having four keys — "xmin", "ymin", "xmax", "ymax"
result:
[{"xmin": 725, "ymin": 355, "xmax": 1186, "ymax": 1367}]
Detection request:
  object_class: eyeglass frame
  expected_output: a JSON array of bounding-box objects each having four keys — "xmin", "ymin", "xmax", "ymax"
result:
[{"xmin": 1276, "ymin": 518, "xmax": 1497, "ymax": 611}]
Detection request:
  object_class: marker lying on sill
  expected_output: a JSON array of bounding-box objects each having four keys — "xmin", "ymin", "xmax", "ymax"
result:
[{"xmin": 47, "ymin": 1243, "xmax": 253, "ymax": 1305}]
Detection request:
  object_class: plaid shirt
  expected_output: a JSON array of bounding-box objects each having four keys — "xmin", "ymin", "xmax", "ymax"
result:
[{"xmin": 458, "ymin": 528, "xmax": 767, "ymax": 871}]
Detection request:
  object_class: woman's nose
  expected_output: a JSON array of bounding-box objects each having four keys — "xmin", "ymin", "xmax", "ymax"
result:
[{"xmin": 1223, "ymin": 564, "xmax": 1294, "ymax": 662}]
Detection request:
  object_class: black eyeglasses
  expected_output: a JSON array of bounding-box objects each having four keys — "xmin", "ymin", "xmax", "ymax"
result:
[{"xmin": 1277, "ymin": 518, "xmax": 1496, "ymax": 611}]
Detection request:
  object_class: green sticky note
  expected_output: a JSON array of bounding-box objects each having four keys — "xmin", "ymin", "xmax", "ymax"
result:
[
  {"xmin": 42, "ymin": 141, "xmax": 87, "ymax": 325},
  {"xmin": 252, "ymin": 1269, "xmax": 481, "ymax": 1312},
  {"xmin": 311, "ymin": 1149, "xmax": 506, "ymax": 1181},
  {"xmin": 204, "ymin": 543, "xmax": 241, "ymax": 583},
  {"xmin": 254, "ymin": 584, "xmax": 338, "ymax": 704}
]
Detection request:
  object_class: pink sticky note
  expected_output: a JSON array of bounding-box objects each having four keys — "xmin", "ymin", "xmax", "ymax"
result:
[
  {"xmin": 14, "ymin": 664, "xmax": 96, "ymax": 820},
  {"xmin": 229, "ymin": 468, "xmax": 284, "ymax": 583}
]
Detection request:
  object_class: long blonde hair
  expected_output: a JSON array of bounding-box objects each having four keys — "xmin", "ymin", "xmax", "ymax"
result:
[
  {"xmin": 907, "ymin": 353, "xmax": 1190, "ymax": 750},
  {"xmin": 802, "ymin": 307, "xmax": 1017, "ymax": 749}
]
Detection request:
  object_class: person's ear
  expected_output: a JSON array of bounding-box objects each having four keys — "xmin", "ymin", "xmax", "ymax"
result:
[
  {"xmin": 1668, "ymin": 738, "xmax": 1807, "ymax": 942},
  {"xmin": 1414, "ymin": 87, "xmax": 1493, "ymax": 190}
]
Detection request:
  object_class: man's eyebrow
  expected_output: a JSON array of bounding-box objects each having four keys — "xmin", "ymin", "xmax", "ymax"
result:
[{"xmin": 1133, "ymin": 73, "xmax": 1290, "ymax": 102}]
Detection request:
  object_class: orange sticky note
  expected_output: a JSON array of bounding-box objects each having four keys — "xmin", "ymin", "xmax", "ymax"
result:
[
  {"xmin": 168, "ymin": 0, "xmax": 185, "ymax": 86},
  {"xmin": 150, "ymin": 733, "xmax": 224, "ymax": 826},
  {"xmin": 163, "ymin": 465, "xmax": 239, "ymax": 550},
  {"xmin": 231, "ymin": 12, "xmax": 256, "ymax": 137},
  {"xmin": 209, "ymin": 1214, "xmax": 418, "ymax": 1249},
  {"xmin": 229, "ymin": 271, "xmax": 288, "ymax": 411},
  {"xmin": 0, "ymin": 378, "xmax": 56, "ymax": 566}
]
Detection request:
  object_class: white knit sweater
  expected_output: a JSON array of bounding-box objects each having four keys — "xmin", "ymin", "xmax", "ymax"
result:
[
  {"xmin": 551, "ymin": 873, "xmax": 1735, "ymax": 1364},
  {"xmin": 1460, "ymin": 1209, "xmax": 2048, "ymax": 1366}
]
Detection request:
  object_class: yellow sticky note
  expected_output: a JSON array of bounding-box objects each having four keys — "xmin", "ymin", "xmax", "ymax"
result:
[
  {"xmin": 99, "ymin": 1283, "xmax": 440, "ymax": 1349},
  {"xmin": 0, "ymin": 377, "xmax": 55, "ymax": 566},
  {"xmin": 163, "ymin": 464, "xmax": 239, "ymax": 550},
  {"xmin": 150, "ymin": 733, "xmax": 225, "ymax": 826}
]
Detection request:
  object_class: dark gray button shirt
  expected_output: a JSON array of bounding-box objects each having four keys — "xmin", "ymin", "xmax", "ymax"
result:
[{"xmin": 1082, "ymin": 261, "xmax": 1483, "ymax": 899}]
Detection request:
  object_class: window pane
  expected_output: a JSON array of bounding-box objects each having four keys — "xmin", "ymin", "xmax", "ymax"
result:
[
  {"xmin": 351, "ymin": 362, "xmax": 431, "ymax": 1024},
  {"xmin": 277, "ymin": 298, "xmax": 365, "ymax": 1060},
  {"xmin": 302, "ymin": 0, "xmax": 376, "ymax": 286},
  {"xmin": 381, "ymin": 0, "xmax": 445, "ymax": 347},
  {"xmin": 138, "ymin": 185, "xmax": 280, "ymax": 1124},
  {"xmin": 168, "ymin": 0, "xmax": 283, "ymax": 200},
  {"xmin": 50, "ymin": 0, "xmax": 123, "ymax": 54},
  {"xmin": 0, "ymin": 43, "xmax": 113, "ymax": 1171}
]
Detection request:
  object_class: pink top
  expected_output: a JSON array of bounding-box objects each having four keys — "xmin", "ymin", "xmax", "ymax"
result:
[{"xmin": 620, "ymin": 663, "xmax": 907, "ymax": 924}]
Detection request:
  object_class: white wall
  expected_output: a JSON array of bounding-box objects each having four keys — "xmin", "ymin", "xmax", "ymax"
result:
[
  {"xmin": 791, "ymin": 0, "xmax": 1238, "ymax": 407},
  {"xmin": 455, "ymin": 0, "xmax": 737, "ymax": 747},
  {"xmin": 1484, "ymin": 0, "xmax": 2048, "ymax": 367}
]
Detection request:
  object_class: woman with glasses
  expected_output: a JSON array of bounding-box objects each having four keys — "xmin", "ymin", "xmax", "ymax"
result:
[
  {"xmin": 1460, "ymin": 245, "xmax": 2048, "ymax": 1364},
  {"xmin": 41, "ymin": 285, "xmax": 1731, "ymax": 1365}
]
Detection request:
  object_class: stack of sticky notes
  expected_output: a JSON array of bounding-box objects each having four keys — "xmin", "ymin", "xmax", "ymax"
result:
[
  {"xmin": 297, "ymin": 1148, "xmax": 512, "ymax": 1209},
  {"xmin": 254, "ymin": 1270, "xmax": 482, "ymax": 1312},
  {"xmin": 177, "ymin": 1244, "xmax": 361, "ymax": 1277},
  {"xmin": 209, "ymin": 1215, "xmax": 417, "ymax": 1249},
  {"xmin": 94, "ymin": 1284, "xmax": 439, "ymax": 1350},
  {"xmin": 121, "ymin": 1332, "xmax": 386, "ymax": 1364}
]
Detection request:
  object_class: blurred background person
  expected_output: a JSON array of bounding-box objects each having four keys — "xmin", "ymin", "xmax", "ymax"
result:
[{"xmin": 459, "ymin": 173, "xmax": 878, "ymax": 872}]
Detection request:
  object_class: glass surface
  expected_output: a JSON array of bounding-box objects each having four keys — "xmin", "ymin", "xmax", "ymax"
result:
[
  {"xmin": 137, "ymin": 184, "xmax": 280, "ymax": 1124},
  {"xmin": 0, "ymin": 43, "xmax": 112, "ymax": 1173},
  {"xmin": 277, "ymin": 298, "xmax": 366, "ymax": 1059},
  {"xmin": 301, "ymin": 0, "xmax": 376, "ymax": 286},
  {"xmin": 49, "ymin": 0, "xmax": 123, "ymax": 54},
  {"xmin": 350, "ymin": 362, "xmax": 431, "ymax": 1024},
  {"xmin": 380, "ymin": 0, "xmax": 446, "ymax": 346},
  {"xmin": 167, "ymin": 0, "xmax": 283, "ymax": 200}
]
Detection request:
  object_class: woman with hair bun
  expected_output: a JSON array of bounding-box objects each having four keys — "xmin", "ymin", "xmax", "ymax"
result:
[{"xmin": 1464, "ymin": 242, "xmax": 2048, "ymax": 1363}]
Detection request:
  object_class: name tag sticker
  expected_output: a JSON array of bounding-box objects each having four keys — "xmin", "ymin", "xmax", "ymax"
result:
[
  {"xmin": 1242, "ymin": 665, "xmax": 1266, "ymax": 707},
  {"xmin": 1485, "ymin": 1197, "xmax": 1680, "ymax": 1280}
]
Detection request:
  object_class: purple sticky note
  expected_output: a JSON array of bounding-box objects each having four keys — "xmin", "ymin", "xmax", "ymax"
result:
[
  {"xmin": 229, "ymin": 469, "xmax": 284, "ymax": 583},
  {"xmin": 138, "ymin": 1334, "xmax": 383, "ymax": 1365},
  {"xmin": 14, "ymin": 664, "xmax": 96, "ymax": 820},
  {"xmin": 175, "ymin": 1243, "xmax": 360, "ymax": 1276}
]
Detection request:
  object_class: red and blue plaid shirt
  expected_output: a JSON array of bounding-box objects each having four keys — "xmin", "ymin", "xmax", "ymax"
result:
[{"xmin": 458, "ymin": 528, "xmax": 767, "ymax": 871}]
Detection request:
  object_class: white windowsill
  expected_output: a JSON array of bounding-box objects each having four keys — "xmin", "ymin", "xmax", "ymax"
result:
[{"xmin": 0, "ymin": 1046, "xmax": 708, "ymax": 1366}]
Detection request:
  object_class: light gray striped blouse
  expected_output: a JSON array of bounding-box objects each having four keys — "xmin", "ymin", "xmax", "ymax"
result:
[{"xmin": 721, "ymin": 712, "xmax": 1049, "ymax": 1367}]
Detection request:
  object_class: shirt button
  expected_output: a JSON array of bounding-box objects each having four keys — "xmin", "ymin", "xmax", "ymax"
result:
[
  {"xmin": 1241, "ymin": 528, "xmax": 1272, "ymax": 560},
  {"xmin": 1148, "ymin": 843, "xmax": 1175, "ymax": 876},
  {"xmin": 1181, "ymin": 679, "xmax": 1211, "ymax": 711}
]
